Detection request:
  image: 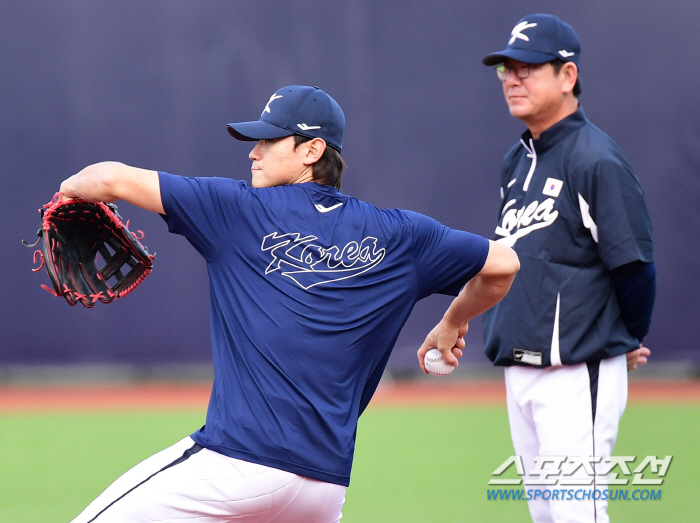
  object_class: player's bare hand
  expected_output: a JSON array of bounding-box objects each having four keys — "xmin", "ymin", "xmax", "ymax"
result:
[
  {"xmin": 59, "ymin": 177, "xmax": 78, "ymax": 201},
  {"xmin": 626, "ymin": 345, "xmax": 651, "ymax": 372},
  {"xmin": 417, "ymin": 320, "xmax": 468, "ymax": 374}
]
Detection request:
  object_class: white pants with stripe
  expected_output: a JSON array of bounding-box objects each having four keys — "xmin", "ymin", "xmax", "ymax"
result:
[
  {"xmin": 505, "ymin": 354, "xmax": 627, "ymax": 523},
  {"xmin": 70, "ymin": 437, "xmax": 346, "ymax": 523}
]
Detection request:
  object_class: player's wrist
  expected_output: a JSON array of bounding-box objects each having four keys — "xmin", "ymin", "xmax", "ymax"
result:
[{"xmin": 439, "ymin": 313, "xmax": 469, "ymax": 335}]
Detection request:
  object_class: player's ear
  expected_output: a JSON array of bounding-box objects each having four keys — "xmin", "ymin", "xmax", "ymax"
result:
[
  {"xmin": 302, "ymin": 138, "xmax": 327, "ymax": 166},
  {"xmin": 560, "ymin": 62, "xmax": 578, "ymax": 95}
]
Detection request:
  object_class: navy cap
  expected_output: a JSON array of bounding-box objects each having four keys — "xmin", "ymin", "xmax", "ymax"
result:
[
  {"xmin": 227, "ymin": 85, "xmax": 345, "ymax": 152},
  {"xmin": 482, "ymin": 14, "xmax": 580, "ymax": 67}
]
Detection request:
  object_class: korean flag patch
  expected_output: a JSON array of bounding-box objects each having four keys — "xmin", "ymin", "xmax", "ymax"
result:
[{"xmin": 542, "ymin": 178, "xmax": 563, "ymax": 197}]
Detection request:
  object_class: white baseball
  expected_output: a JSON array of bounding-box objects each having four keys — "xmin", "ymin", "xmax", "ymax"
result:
[{"xmin": 424, "ymin": 348, "xmax": 455, "ymax": 376}]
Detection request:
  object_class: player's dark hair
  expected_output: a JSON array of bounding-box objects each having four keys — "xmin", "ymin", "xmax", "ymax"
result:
[
  {"xmin": 550, "ymin": 59, "xmax": 581, "ymax": 98},
  {"xmin": 293, "ymin": 134, "xmax": 347, "ymax": 190}
]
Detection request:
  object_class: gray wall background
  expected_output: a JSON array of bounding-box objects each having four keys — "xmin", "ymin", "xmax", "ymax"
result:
[{"xmin": 1, "ymin": 1, "xmax": 698, "ymax": 373}]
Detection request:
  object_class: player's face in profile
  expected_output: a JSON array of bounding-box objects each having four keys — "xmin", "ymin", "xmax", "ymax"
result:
[
  {"xmin": 249, "ymin": 136, "xmax": 307, "ymax": 188},
  {"xmin": 500, "ymin": 59, "xmax": 565, "ymax": 122}
]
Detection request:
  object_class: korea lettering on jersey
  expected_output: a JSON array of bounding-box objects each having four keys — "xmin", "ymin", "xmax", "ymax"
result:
[
  {"xmin": 495, "ymin": 139, "xmax": 564, "ymax": 249},
  {"xmin": 261, "ymin": 232, "xmax": 386, "ymax": 289}
]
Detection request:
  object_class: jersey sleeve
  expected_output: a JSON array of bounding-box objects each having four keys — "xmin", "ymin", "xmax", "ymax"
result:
[
  {"xmin": 579, "ymin": 158, "xmax": 654, "ymax": 270},
  {"xmin": 158, "ymin": 171, "xmax": 247, "ymax": 261},
  {"xmin": 405, "ymin": 210, "xmax": 490, "ymax": 299}
]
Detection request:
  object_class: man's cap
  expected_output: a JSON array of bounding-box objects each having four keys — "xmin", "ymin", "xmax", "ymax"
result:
[
  {"xmin": 227, "ymin": 85, "xmax": 345, "ymax": 152},
  {"xmin": 482, "ymin": 13, "xmax": 581, "ymax": 67}
]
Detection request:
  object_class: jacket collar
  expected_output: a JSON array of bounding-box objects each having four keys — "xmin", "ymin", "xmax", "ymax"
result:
[{"xmin": 521, "ymin": 105, "xmax": 586, "ymax": 155}]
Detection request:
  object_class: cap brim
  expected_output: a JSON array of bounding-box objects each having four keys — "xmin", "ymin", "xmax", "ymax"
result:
[
  {"xmin": 227, "ymin": 120, "xmax": 294, "ymax": 141},
  {"xmin": 482, "ymin": 48, "xmax": 556, "ymax": 66}
]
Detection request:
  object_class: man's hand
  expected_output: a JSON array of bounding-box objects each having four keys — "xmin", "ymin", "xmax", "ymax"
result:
[
  {"xmin": 627, "ymin": 345, "xmax": 651, "ymax": 371},
  {"xmin": 417, "ymin": 320, "xmax": 468, "ymax": 374}
]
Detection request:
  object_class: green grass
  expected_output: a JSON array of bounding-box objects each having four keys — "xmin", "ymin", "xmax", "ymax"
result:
[
  {"xmin": 1, "ymin": 405, "xmax": 698, "ymax": 522},
  {"xmin": 347, "ymin": 405, "xmax": 700, "ymax": 522},
  {"xmin": 0, "ymin": 411, "xmax": 205, "ymax": 522},
  {"xmin": 346, "ymin": 407, "xmax": 528, "ymax": 522}
]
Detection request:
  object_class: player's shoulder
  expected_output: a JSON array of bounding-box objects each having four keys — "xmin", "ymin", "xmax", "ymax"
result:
[
  {"xmin": 503, "ymin": 139, "xmax": 522, "ymax": 159},
  {"xmin": 392, "ymin": 209, "xmax": 449, "ymax": 242},
  {"xmin": 569, "ymin": 115, "xmax": 631, "ymax": 167},
  {"xmin": 363, "ymin": 205, "xmax": 426, "ymax": 236},
  {"xmin": 501, "ymin": 140, "xmax": 522, "ymax": 166},
  {"xmin": 566, "ymin": 120, "xmax": 645, "ymax": 197},
  {"xmin": 338, "ymin": 202, "xmax": 443, "ymax": 240},
  {"xmin": 498, "ymin": 141, "xmax": 523, "ymax": 184}
]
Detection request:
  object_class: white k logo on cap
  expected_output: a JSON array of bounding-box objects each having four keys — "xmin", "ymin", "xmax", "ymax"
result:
[
  {"xmin": 509, "ymin": 21, "xmax": 537, "ymax": 44},
  {"xmin": 262, "ymin": 94, "xmax": 283, "ymax": 116}
]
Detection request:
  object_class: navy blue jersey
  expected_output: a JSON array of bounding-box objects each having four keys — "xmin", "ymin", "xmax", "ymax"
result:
[
  {"xmin": 483, "ymin": 107, "xmax": 654, "ymax": 367},
  {"xmin": 159, "ymin": 172, "xmax": 489, "ymax": 486}
]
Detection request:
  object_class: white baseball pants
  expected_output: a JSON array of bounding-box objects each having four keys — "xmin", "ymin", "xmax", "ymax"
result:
[
  {"xmin": 505, "ymin": 354, "xmax": 627, "ymax": 523},
  {"xmin": 70, "ymin": 436, "xmax": 346, "ymax": 523}
]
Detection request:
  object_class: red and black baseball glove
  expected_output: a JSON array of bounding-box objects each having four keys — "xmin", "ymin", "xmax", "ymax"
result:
[{"xmin": 24, "ymin": 192, "xmax": 155, "ymax": 307}]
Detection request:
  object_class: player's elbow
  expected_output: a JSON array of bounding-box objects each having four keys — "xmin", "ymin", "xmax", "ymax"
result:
[
  {"xmin": 504, "ymin": 246, "xmax": 520, "ymax": 277},
  {"xmin": 498, "ymin": 248, "xmax": 519, "ymax": 288},
  {"xmin": 482, "ymin": 241, "xmax": 520, "ymax": 280}
]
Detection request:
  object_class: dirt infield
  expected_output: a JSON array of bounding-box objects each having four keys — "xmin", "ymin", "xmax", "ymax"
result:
[{"xmin": 1, "ymin": 380, "xmax": 699, "ymax": 411}]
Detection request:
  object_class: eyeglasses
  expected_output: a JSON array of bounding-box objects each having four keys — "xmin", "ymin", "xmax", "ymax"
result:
[{"xmin": 495, "ymin": 62, "xmax": 533, "ymax": 81}]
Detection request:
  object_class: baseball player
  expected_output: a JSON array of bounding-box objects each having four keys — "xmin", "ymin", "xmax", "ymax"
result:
[
  {"xmin": 60, "ymin": 85, "xmax": 519, "ymax": 522},
  {"xmin": 475, "ymin": 14, "xmax": 656, "ymax": 523}
]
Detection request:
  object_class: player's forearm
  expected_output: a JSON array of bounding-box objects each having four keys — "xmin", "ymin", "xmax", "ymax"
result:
[
  {"xmin": 443, "ymin": 271, "xmax": 516, "ymax": 328},
  {"xmin": 60, "ymin": 162, "xmax": 164, "ymax": 214},
  {"xmin": 442, "ymin": 241, "xmax": 519, "ymax": 328},
  {"xmin": 61, "ymin": 162, "xmax": 129, "ymax": 202}
]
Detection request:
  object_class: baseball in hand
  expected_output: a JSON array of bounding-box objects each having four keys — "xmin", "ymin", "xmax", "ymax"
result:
[{"xmin": 424, "ymin": 348, "xmax": 455, "ymax": 376}]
